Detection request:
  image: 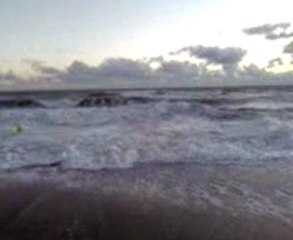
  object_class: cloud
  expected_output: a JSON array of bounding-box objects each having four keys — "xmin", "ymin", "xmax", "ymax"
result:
[
  {"xmin": 266, "ymin": 32, "xmax": 293, "ymax": 40},
  {"xmin": 22, "ymin": 59, "xmax": 45, "ymax": 67},
  {"xmin": 156, "ymin": 61, "xmax": 199, "ymax": 79},
  {"xmin": 66, "ymin": 61, "xmax": 97, "ymax": 76},
  {"xmin": 58, "ymin": 57, "xmax": 279, "ymax": 86},
  {"xmin": 22, "ymin": 59, "xmax": 62, "ymax": 76},
  {"xmin": 61, "ymin": 58, "xmax": 200, "ymax": 83},
  {"xmin": 54, "ymin": 60, "xmax": 100, "ymax": 84},
  {"xmin": 283, "ymin": 41, "xmax": 293, "ymax": 54},
  {"xmin": 145, "ymin": 56, "xmax": 165, "ymax": 64},
  {"xmin": 234, "ymin": 64, "xmax": 293, "ymax": 86},
  {"xmin": 243, "ymin": 22, "xmax": 293, "ymax": 40},
  {"xmin": 243, "ymin": 22, "xmax": 290, "ymax": 35},
  {"xmin": 0, "ymin": 60, "xmax": 64, "ymax": 85},
  {"xmin": 34, "ymin": 65, "xmax": 61, "ymax": 76},
  {"xmin": 267, "ymin": 58, "xmax": 284, "ymax": 68},
  {"xmin": 171, "ymin": 46, "xmax": 246, "ymax": 77},
  {"xmin": 0, "ymin": 70, "xmax": 19, "ymax": 81},
  {"xmin": 172, "ymin": 46, "xmax": 246, "ymax": 66},
  {"xmin": 239, "ymin": 64, "xmax": 268, "ymax": 77},
  {"xmin": 2, "ymin": 43, "xmax": 293, "ymax": 89},
  {"xmin": 50, "ymin": 58, "xmax": 154, "ymax": 87},
  {"xmin": 98, "ymin": 58, "xmax": 152, "ymax": 79}
]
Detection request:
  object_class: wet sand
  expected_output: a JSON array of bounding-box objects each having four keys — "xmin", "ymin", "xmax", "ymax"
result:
[{"xmin": 1, "ymin": 164, "xmax": 293, "ymax": 239}]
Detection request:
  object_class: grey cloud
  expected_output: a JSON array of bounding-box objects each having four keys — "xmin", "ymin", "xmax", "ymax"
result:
[
  {"xmin": 34, "ymin": 65, "xmax": 61, "ymax": 75},
  {"xmin": 156, "ymin": 61, "xmax": 199, "ymax": 78},
  {"xmin": 243, "ymin": 23, "xmax": 290, "ymax": 35},
  {"xmin": 243, "ymin": 22, "xmax": 293, "ymax": 40},
  {"xmin": 175, "ymin": 46, "xmax": 246, "ymax": 65},
  {"xmin": 22, "ymin": 59, "xmax": 45, "ymax": 67},
  {"xmin": 65, "ymin": 59, "xmax": 202, "ymax": 82},
  {"xmin": 66, "ymin": 61, "xmax": 97, "ymax": 76},
  {"xmin": 239, "ymin": 64, "xmax": 269, "ymax": 78},
  {"xmin": 284, "ymin": 41, "xmax": 293, "ymax": 54},
  {"xmin": 55, "ymin": 58, "xmax": 154, "ymax": 85},
  {"xmin": 0, "ymin": 70, "xmax": 19, "ymax": 81},
  {"xmin": 37, "ymin": 58, "xmax": 201, "ymax": 84},
  {"xmin": 266, "ymin": 32, "xmax": 293, "ymax": 40},
  {"xmin": 97, "ymin": 58, "xmax": 152, "ymax": 79},
  {"xmin": 3, "ymin": 43, "xmax": 293, "ymax": 89},
  {"xmin": 15, "ymin": 54, "xmax": 242, "ymax": 86},
  {"xmin": 146, "ymin": 56, "xmax": 165, "ymax": 64},
  {"xmin": 233, "ymin": 63, "xmax": 293, "ymax": 89},
  {"xmin": 267, "ymin": 58, "xmax": 284, "ymax": 68},
  {"xmin": 23, "ymin": 59, "xmax": 62, "ymax": 76},
  {"xmin": 58, "ymin": 60, "xmax": 100, "ymax": 83},
  {"xmin": 172, "ymin": 46, "xmax": 246, "ymax": 74}
]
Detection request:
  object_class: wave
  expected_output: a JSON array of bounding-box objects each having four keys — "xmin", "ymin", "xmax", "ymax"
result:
[{"xmin": 1, "ymin": 88, "xmax": 293, "ymax": 171}]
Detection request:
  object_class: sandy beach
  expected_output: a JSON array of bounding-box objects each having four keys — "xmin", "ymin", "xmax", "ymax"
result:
[{"xmin": 1, "ymin": 164, "xmax": 293, "ymax": 240}]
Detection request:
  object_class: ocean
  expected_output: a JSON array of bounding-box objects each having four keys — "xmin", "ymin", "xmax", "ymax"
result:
[{"xmin": 1, "ymin": 86, "xmax": 293, "ymax": 171}]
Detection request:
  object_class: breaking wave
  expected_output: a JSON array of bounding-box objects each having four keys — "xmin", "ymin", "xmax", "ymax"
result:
[{"xmin": 1, "ymin": 87, "xmax": 293, "ymax": 171}]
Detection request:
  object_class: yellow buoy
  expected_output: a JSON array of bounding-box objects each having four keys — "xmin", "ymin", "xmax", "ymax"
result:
[{"xmin": 12, "ymin": 123, "xmax": 23, "ymax": 134}]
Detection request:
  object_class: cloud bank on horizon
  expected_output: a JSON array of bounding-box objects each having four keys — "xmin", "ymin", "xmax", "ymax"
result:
[{"xmin": 1, "ymin": 21, "xmax": 293, "ymax": 88}]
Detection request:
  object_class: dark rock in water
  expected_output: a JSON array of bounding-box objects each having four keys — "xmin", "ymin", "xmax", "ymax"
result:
[
  {"xmin": 0, "ymin": 99, "xmax": 44, "ymax": 108},
  {"xmin": 155, "ymin": 89, "xmax": 167, "ymax": 95},
  {"xmin": 77, "ymin": 98, "xmax": 92, "ymax": 107},
  {"xmin": 127, "ymin": 97, "xmax": 155, "ymax": 104},
  {"xmin": 77, "ymin": 93, "xmax": 127, "ymax": 107}
]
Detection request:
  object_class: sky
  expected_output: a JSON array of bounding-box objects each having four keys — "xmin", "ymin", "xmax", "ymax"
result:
[{"xmin": 1, "ymin": 0, "xmax": 293, "ymax": 89}]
